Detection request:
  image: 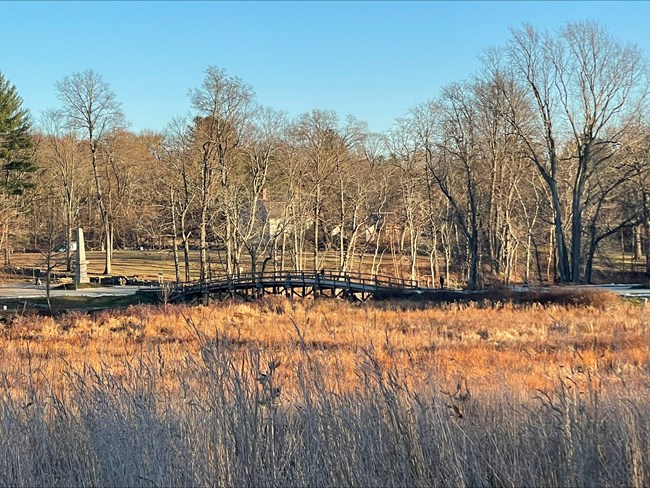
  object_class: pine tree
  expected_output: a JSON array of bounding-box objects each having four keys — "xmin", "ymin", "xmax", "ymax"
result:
[{"xmin": 0, "ymin": 71, "xmax": 36, "ymax": 195}]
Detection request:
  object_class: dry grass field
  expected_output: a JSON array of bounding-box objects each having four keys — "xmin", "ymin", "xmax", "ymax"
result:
[
  {"xmin": 0, "ymin": 291, "xmax": 647, "ymax": 486},
  {"xmin": 8, "ymin": 250, "xmax": 188, "ymax": 282},
  {"xmin": 9, "ymin": 246, "xmax": 649, "ymax": 282}
]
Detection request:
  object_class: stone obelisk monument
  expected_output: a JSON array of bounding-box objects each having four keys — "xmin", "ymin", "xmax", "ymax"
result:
[{"xmin": 74, "ymin": 227, "xmax": 90, "ymax": 284}]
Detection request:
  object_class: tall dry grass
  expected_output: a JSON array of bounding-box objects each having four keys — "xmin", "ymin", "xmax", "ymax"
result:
[{"xmin": 0, "ymin": 295, "xmax": 647, "ymax": 486}]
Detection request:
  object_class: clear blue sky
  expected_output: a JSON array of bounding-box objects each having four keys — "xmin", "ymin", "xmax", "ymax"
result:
[{"xmin": 2, "ymin": 1, "xmax": 649, "ymax": 134}]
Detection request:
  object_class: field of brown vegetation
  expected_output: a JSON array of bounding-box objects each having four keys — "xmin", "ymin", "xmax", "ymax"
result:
[{"xmin": 0, "ymin": 292, "xmax": 647, "ymax": 486}]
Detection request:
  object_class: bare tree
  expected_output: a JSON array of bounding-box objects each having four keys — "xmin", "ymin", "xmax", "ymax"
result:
[
  {"xmin": 492, "ymin": 28, "xmax": 572, "ymax": 283},
  {"xmin": 276, "ymin": 136, "xmax": 312, "ymax": 271},
  {"xmin": 408, "ymin": 101, "xmax": 443, "ymax": 285},
  {"xmin": 495, "ymin": 22, "xmax": 648, "ymax": 283},
  {"xmin": 97, "ymin": 130, "xmax": 163, "ymax": 251},
  {"xmin": 361, "ymin": 133, "xmax": 392, "ymax": 277},
  {"xmin": 159, "ymin": 116, "xmax": 198, "ymax": 282},
  {"xmin": 40, "ymin": 193, "xmax": 65, "ymax": 311},
  {"xmin": 626, "ymin": 125, "xmax": 650, "ymax": 279},
  {"xmin": 557, "ymin": 21, "xmax": 648, "ymax": 283},
  {"xmin": 431, "ymin": 83, "xmax": 484, "ymax": 290},
  {"xmin": 189, "ymin": 66, "xmax": 254, "ymax": 280},
  {"xmin": 327, "ymin": 116, "xmax": 369, "ymax": 272},
  {"xmin": 290, "ymin": 110, "xmax": 341, "ymax": 270},
  {"xmin": 236, "ymin": 107, "xmax": 286, "ymax": 275},
  {"xmin": 55, "ymin": 70, "xmax": 124, "ymax": 274},
  {"xmin": 39, "ymin": 109, "xmax": 85, "ymax": 271},
  {"xmin": 472, "ymin": 77, "xmax": 529, "ymax": 284},
  {"xmin": 385, "ymin": 116, "xmax": 428, "ymax": 282}
]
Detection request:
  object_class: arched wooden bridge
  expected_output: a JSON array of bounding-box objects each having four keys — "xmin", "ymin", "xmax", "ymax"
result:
[{"xmin": 167, "ymin": 269, "xmax": 429, "ymax": 303}]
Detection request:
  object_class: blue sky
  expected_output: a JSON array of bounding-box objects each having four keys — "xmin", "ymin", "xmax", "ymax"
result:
[{"xmin": 2, "ymin": 1, "xmax": 649, "ymax": 134}]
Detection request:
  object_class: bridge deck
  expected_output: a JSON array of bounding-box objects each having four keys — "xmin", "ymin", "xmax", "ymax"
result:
[{"xmin": 169, "ymin": 270, "xmax": 428, "ymax": 302}]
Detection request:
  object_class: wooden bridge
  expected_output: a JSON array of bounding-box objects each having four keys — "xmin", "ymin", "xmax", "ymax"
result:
[{"xmin": 167, "ymin": 269, "xmax": 429, "ymax": 303}]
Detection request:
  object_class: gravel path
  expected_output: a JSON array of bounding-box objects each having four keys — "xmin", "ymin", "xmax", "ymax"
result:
[{"xmin": 0, "ymin": 284, "xmax": 142, "ymax": 299}]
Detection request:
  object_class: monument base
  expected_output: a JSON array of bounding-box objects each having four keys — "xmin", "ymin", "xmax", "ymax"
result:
[{"xmin": 75, "ymin": 260, "xmax": 90, "ymax": 284}]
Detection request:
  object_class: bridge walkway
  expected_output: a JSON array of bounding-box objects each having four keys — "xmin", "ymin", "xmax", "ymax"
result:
[{"xmin": 169, "ymin": 269, "xmax": 428, "ymax": 303}]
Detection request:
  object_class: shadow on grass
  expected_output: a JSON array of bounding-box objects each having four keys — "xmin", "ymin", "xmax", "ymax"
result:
[
  {"xmin": 372, "ymin": 287, "xmax": 621, "ymax": 309},
  {"xmin": 0, "ymin": 293, "xmax": 159, "ymax": 316}
]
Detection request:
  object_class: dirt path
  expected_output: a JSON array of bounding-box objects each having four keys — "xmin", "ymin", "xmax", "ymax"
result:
[{"xmin": 0, "ymin": 284, "xmax": 141, "ymax": 299}]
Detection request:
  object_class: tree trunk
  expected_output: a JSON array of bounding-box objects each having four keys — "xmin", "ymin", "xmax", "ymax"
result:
[
  {"xmin": 640, "ymin": 188, "xmax": 650, "ymax": 280},
  {"xmin": 65, "ymin": 201, "xmax": 73, "ymax": 272},
  {"xmin": 170, "ymin": 190, "xmax": 180, "ymax": 283},
  {"xmin": 571, "ymin": 159, "xmax": 588, "ymax": 284},
  {"xmin": 467, "ymin": 229, "xmax": 479, "ymax": 290},
  {"xmin": 199, "ymin": 205, "xmax": 207, "ymax": 281},
  {"xmin": 89, "ymin": 142, "xmax": 112, "ymax": 276},
  {"xmin": 571, "ymin": 207, "xmax": 582, "ymax": 284},
  {"xmin": 338, "ymin": 177, "xmax": 345, "ymax": 271},
  {"xmin": 633, "ymin": 225, "xmax": 644, "ymax": 261},
  {"xmin": 584, "ymin": 229, "xmax": 598, "ymax": 285},
  {"xmin": 549, "ymin": 181, "xmax": 570, "ymax": 283},
  {"xmin": 103, "ymin": 221, "xmax": 112, "ymax": 275},
  {"xmin": 225, "ymin": 215, "xmax": 234, "ymax": 275},
  {"xmin": 183, "ymin": 237, "xmax": 191, "ymax": 282},
  {"xmin": 313, "ymin": 185, "xmax": 320, "ymax": 270},
  {"xmin": 45, "ymin": 251, "xmax": 52, "ymax": 312},
  {"xmin": 371, "ymin": 223, "xmax": 384, "ymax": 277},
  {"xmin": 280, "ymin": 230, "xmax": 287, "ymax": 270}
]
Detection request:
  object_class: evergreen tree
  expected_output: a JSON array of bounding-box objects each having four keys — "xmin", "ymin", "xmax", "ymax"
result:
[{"xmin": 0, "ymin": 71, "xmax": 36, "ymax": 195}]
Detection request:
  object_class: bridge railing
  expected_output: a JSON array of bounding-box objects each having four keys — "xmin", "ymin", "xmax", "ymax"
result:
[{"xmin": 171, "ymin": 269, "xmax": 421, "ymax": 294}]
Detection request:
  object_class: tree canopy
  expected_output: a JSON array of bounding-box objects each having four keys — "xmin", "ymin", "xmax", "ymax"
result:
[{"xmin": 0, "ymin": 71, "xmax": 36, "ymax": 195}]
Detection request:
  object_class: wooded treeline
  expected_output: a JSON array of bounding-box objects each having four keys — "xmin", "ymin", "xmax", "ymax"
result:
[{"xmin": 2, "ymin": 22, "xmax": 649, "ymax": 287}]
